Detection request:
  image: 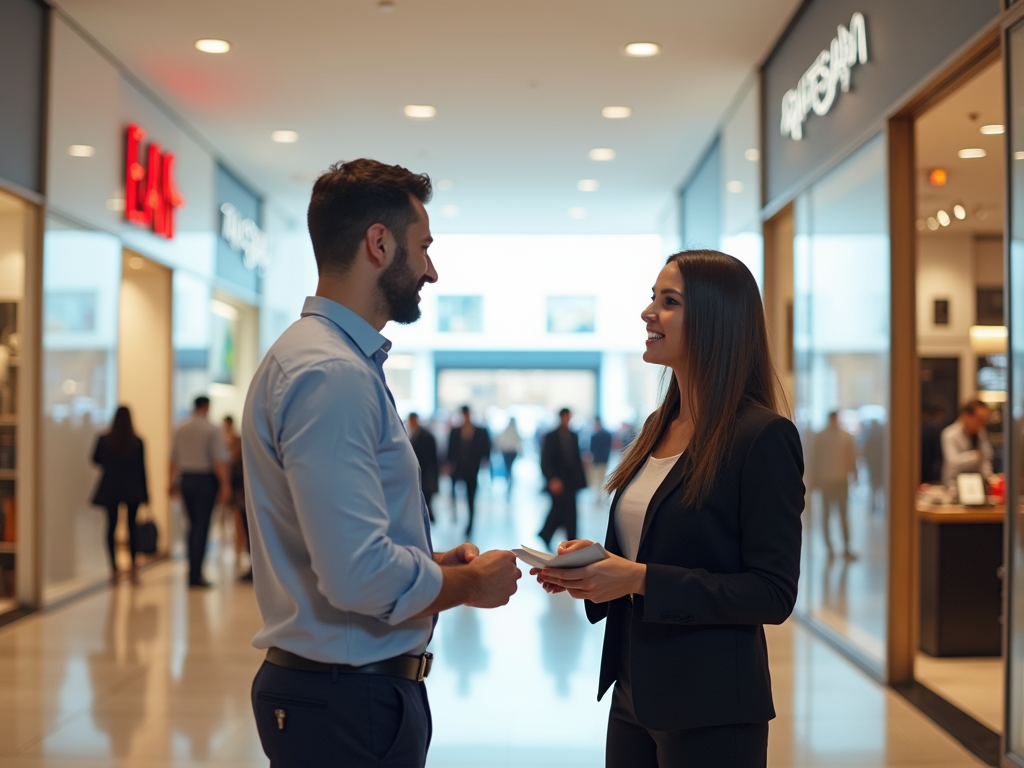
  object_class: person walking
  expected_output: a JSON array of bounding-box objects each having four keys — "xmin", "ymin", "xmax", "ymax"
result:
[
  {"xmin": 496, "ymin": 417, "xmax": 523, "ymax": 499},
  {"xmin": 446, "ymin": 405, "xmax": 491, "ymax": 536},
  {"xmin": 91, "ymin": 405, "xmax": 149, "ymax": 585},
  {"xmin": 533, "ymin": 250, "xmax": 803, "ymax": 768},
  {"xmin": 223, "ymin": 415, "xmax": 252, "ymax": 582},
  {"xmin": 587, "ymin": 416, "xmax": 613, "ymax": 503},
  {"xmin": 170, "ymin": 396, "xmax": 230, "ymax": 588},
  {"xmin": 812, "ymin": 411, "xmax": 859, "ymax": 560},
  {"xmin": 242, "ymin": 159, "xmax": 520, "ymax": 768},
  {"xmin": 538, "ymin": 408, "xmax": 586, "ymax": 549},
  {"xmin": 407, "ymin": 412, "xmax": 439, "ymax": 523}
]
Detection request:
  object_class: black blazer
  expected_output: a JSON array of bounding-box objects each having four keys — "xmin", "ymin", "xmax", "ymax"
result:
[
  {"xmin": 91, "ymin": 435, "xmax": 149, "ymax": 506},
  {"xmin": 410, "ymin": 428, "xmax": 439, "ymax": 496},
  {"xmin": 541, "ymin": 428, "xmax": 587, "ymax": 494},
  {"xmin": 585, "ymin": 405, "xmax": 804, "ymax": 731},
  {"xmin": 447, "ymin": 425, "xmax": 491, "ymax": 480}
]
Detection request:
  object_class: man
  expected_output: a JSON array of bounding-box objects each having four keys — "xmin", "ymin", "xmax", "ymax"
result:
[
  {"xmin": 170, "ymin": 396, "xmax": 230, "ymax": 587},
  {"xmin": 586, "ymin": 416, "xmax": 612, "ymax": 503},
  {"xmin": 539, "ymin": 408, "xmax": 587, "ymax": 549},
  {"xmin": 242, "ymin": 159, "xmax": 520, "ymax": 768},
  {"xmin": 811, "ymin": 411, "xmax": 858, "ymax": 560},
  {"xmin": 941, "ymin": 399, "xmax": 993, "ymax": 485},
  {"xmin": 407, "ymin": 413, "xmax": 439, "ymax": 522},
  {"xmin": 446, "ymin": 405, "xmax": 491, "ymax": 536}
]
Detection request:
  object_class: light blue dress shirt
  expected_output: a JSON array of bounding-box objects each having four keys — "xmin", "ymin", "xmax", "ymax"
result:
[{"xmin": 242, "ymin": 296, "xmax": 442, "ymax": 665}]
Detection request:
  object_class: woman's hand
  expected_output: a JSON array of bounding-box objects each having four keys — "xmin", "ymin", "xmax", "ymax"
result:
[
  {"xmin": 530, "ymin": 540, "xmax": 646, "ymax": 602},
  {"xmin": 530, "ymin": 539, "xmax": 592, "ymax": 594}
]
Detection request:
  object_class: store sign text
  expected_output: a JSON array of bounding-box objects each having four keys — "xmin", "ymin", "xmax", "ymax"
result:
[
  {"xmin": 125, "ymin": 124, "xmax": 184, "ymax": 238},
  {"xmin": 780, "ymin": 12, "xmax": 868, "ymax": 141},
  {"xmin": 220, "ymin": 203, "xmax": 271, "ymax": 275}
]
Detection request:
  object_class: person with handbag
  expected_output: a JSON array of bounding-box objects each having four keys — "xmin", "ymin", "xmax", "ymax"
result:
[
  {"xmin": 91, "ymin": 405, "xmax": 150, "ymax": 585},
  {"xmin": 533, "ymin": 250, "xmax": 804, "ymax": 768}
]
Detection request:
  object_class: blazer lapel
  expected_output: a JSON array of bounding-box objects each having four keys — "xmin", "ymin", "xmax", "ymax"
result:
[{"xmin": 637, "ymin": 454, "xmax": 688, "ymax": 556}]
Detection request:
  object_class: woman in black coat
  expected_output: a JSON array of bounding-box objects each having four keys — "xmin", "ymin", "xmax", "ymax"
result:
[
  {"xmin": 534, "ymin": 250, "xmax": 804, "ymax": 768},
  {"xmin": 92, "ymin": 405, "xmax": 149, "ymax": 584}
]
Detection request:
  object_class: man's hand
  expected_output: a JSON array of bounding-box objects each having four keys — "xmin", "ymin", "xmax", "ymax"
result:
[
  {"xmin": 466, "ymin": 550, "xmax": 521, "ymax": 608},
  {"xmin": 548, "ymin": 478, "xmax": 565, "ymax": 495},
  {"xmin": 436, "ymin": 542, "xmax": 479, "ymax": 567},
  {"xmin": 531, "ymin": 539, "xmax": 592, "ymax": 594}
]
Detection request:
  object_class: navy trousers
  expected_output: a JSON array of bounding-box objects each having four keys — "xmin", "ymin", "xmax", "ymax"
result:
[
  {"xmin": 179, "ymin": 473, "xmax": 218, "ymax": 584},
  {"xmin": 252, "ymin": 660, "xmax": 432, "ymax": 768}
]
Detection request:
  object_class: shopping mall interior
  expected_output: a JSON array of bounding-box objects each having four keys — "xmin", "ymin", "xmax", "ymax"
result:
[{"xmin": 2, "ymin": 0, "xmax": 1024, "ymax": 766}]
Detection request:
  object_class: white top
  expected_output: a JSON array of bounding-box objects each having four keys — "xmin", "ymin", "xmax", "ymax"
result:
[
  {"xmin": 940, "ymin": 420, "xmax": 993, "ymax": 484},
  {"xmin": 615, "ymin": 453, "xmax": 681, "ymax": 562},
  {"xmin": 496, "ymin": 423, "xmax": 522, "ymax": 453},
  {"xmin": 171, "ymin": 413, "xmax": 229, "ymax": 473}
]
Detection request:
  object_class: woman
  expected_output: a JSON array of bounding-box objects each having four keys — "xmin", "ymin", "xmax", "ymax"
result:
[
  {"xmin": 92, "ymin": 405, "xmax": 149, "ymax": 584},
  {"xmin": 534, "ymin": 250, "xmax": 804, "ymax": 767},
  {"xmin": 223, "ymin": 416, "xmax": 251, "ymax": 582},
  {"xmin": 496, "ymin": 417, "xmax": 522, "ymax": 499}
]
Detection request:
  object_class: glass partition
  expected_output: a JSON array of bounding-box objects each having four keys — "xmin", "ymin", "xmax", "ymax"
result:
[
  {"xmin": 793, "ymin": 133, "xmax": 890, "ymax": 673},
  {"xmin": 41, "ymin": 214, "xmax": 122, "ymax": 600}
]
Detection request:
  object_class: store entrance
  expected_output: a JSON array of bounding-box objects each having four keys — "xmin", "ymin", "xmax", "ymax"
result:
[
  {"xmin": 118, "ymin": 251, "xmax": 172, "ymax": 560},
  {"xmin": 912, "ymin": 58, "xmax": 1004, "ymax": 735}
]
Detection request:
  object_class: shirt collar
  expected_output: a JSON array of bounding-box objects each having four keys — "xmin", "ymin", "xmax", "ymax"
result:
[{"xmin": 301, "ymin": 296, "xmax": 391, "ymax": 359}]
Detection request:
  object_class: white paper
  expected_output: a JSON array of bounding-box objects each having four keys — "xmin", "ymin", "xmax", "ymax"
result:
[
  {"xmin": 956, "ymin": 472, "xmax": 987, "ymax": 506},
  {"xmin": 511, "ymin": 543, "xmax": 609, "ymax": 570}
]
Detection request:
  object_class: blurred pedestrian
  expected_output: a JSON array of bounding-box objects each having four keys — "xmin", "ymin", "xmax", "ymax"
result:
[
  {"xmin": 496, "ymin": 417, "xmax": 523, "ymax": 499},
  {"xmin": 861, "ymin": 419, "xmax": 884, "ymax": 513},
  {"xmin": 539, "ymin": 408, "xmax": 586, "ymax": 549},
  {"xmin": 447, "ymin": 405, "xmax": 491, "ymax": 536},
  {"xmin": 812, "ymin": 411, "xmax": 858, "ymax": 560},
  {"xmin": 91, "ymin": 405, "xmax": 148, "ymax": 585},
  {"xmin": 407, "ymin": 413, "xmax": 439, "ymax": 522},
  {"xmin": 223, "ymin": 415, "xmax": 252, "ymax": 581},
  {"xmin": 940, "ymin": 399, "xmax": 992, "ymax": 485},
  {"xmin": 587, "ymin": 416, "xmax": 613, "ymax": 502},
  {"xmin": 170, "ymin": 396, "xmax": 230, "ymax": 588}
]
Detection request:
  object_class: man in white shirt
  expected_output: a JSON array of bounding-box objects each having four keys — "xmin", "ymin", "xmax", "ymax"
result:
[
  {"xmin": 812, "ymin": 411, "xmax": 858, "ymax": 560},
  {"xmin": 940, "ymin": 399, "xmax": 993, "ymax": 485}
]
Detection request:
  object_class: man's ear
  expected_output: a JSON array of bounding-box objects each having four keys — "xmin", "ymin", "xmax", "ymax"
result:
[{"xmin": 364, "ymin": 223, "xmax": 390, "ymax": 269}]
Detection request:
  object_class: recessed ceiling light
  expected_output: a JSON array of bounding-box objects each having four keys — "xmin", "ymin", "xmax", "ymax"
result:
[
  {"xmin": 602, "ymin": 106, "xmax": 632, "ymax": 119},
  {"xmin": 937, "ymin": 210, "xmax": 951, "ymax": 227},
  {"xmin": 926, "ymin": 217, "xmax": 939, "ymax": 231},
  {"xmin": 577, "ymin": 179, "xmax": 600, "ymax": 192},
  {"xmin": 953, "ymin": 204, "xmax": 967, "ymax": 220},
  {"xmin": 68, "ymin": 144, "xmax": 95, "ymax": 157},
  {"xmin": 1016, "ymin": 151, "xmax": 1024, "ymax": 161},
  {"xmin": 271, "ymin": 130, "xmax": 299, "ymax": 143},
  {"xmin": 404, "ymin": 104, "xmax": 436, "ymax": 119},
  {"xmin": 195, "ymin": 39, "xmax": 231, "ymax": 54},
  {"xmin": 441, "ymin": 205, "xmax": 460, "ymax": 218},
  {"xmin": 128, "ymin": 256, "xmax": 144, "ymax": 270},
  {"xmin": 980, "ymin": 124, "xmax": 1004, "ymax": 135},
  {"xmin": 589, "ymin": 147, "xmax": 615, "ymax": 161},
  {"xmin": 568, "ymin": 206, "xmax": 587, "ymax": 219},
  {"xmin": 624, "ymin": 42, "xmax": 660, "ymax": 57},
  {"xmin": 958, "ymin": 148, "xmax": 987, "ymax": 159},
  {"xmin": 726, "ymin": 180, "xmax": 744, "ymax": 194},
  {"xmin": 744, "ymin": 148, "xmax": 760, "ymax": 162},
  {"xmin": 436, "ymin": 179, "xmax": 455, "ymax": 191}
]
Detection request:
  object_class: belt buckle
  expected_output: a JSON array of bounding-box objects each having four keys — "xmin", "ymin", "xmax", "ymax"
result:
[{"xmin": 417, "ymin": 652, "xmax": 432, "ymax": 682}]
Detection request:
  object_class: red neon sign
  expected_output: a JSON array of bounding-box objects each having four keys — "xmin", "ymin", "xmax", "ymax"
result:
[{"xmin": 125, "ymin": 124, "xmax": 184, "ymax": 239}]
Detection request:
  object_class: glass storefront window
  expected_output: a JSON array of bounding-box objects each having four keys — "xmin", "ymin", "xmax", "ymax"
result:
[
  {"xmin": 41, "ymin": 214, "xmax": 122, "ymax": 599},
  {"xmin": 793, "ymin": 133, "xmax": 890, "ymax": 672}
]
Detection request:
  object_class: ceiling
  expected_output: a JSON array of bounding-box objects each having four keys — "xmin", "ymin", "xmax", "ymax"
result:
[
  {"xmin": 52, "ymin": 0, "xmax": 801, "ymax": 234},
  {"xmin": 916, "ymin": 60, "xmax": 1004, "ymax": 237}
]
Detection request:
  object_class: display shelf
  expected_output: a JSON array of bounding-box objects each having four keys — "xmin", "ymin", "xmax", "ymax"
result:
[
  {"xmin": 0, "ymin": 543, "xmax": 14, "ymax": 554},
  {"xmin": 0, "ymin": 470, "xmax": 15, "ymax": 481},
  {"xmin": 0, "ymin": 416, "xmax": 15, "ymax": 426}
]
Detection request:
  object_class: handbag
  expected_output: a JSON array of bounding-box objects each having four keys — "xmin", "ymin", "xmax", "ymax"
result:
[{"xmin": 135, "ymin": 505, "xmax": 158, "ymax": 555}]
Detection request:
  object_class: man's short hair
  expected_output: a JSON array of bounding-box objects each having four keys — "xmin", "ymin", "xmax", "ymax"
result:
[
  {"xmin": 307, "ymin": 159, "xmax": 432, "ymax": 275},
  {"xmin": 962, "ymin": 399, "xmax": 989, "ymax": 415},
  {"xmin": 408, "ymin": 412, "xmax": 419, "ymax": 420},
  {"xmin": 559, "ymin": 408, "xmax": 571, "ymax": 418},
  {"xmin": 461, "ymin": 405, "xmax": 471, "ymax": 415},
  {"xmin": 194, "ymin": 396, "xmax": 210, "ymax": 410}
]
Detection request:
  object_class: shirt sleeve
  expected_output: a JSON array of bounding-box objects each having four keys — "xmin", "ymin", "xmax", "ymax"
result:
[{"xmin": 276, "ymin": 360, "xmax": 442, "ymax": 626}]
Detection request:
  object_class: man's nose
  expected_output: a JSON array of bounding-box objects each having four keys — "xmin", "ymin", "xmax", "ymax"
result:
[{"xmin": 424, "ymin": 255, "xmax": 438, "ymax": 284}]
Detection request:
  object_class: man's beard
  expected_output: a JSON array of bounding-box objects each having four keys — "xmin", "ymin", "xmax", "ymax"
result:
[{"xmin": 377, "ymin": 238, "xmax": 425, "ymax": 325}]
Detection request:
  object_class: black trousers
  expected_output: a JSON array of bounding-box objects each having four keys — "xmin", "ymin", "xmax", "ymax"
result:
[
  {"xmin": 180, "ymin": 473, "xmax": 218, "ymax": 583},
  {"xmin": 453, "ymin": 475, "xmax": 478, "ymax": 533},
  {"xmin": 539, "ymin": 490, "xmax": 577, "ymax": 545},
  {"xmin": 104, "ymin": 502, "xmax": 139, "ymax": 571},
  {"xmin": 502, "ymin": 452, "xmax": 516, "ymax": 495},
  {"xmin": 606, "ymin": 603, "xmax": 769, "ymax": 768},
  {"xmin": 252, "ymin": 660, "xmax": 431, "ymax": 768}
]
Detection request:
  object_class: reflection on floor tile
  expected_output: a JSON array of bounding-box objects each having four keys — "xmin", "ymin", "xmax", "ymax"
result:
[
  {"xmin": 915, "ymin": 653, "xmax": 1003, "ymax": 733},
  {"xmin": 0, "ymin": 461, "xmax": 985, "ymax": 766}
]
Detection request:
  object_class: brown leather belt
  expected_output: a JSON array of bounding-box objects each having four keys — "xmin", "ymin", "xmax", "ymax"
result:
[{"xmin": 266, "ymin": 647, "xmax": 433, "ymax": 682}]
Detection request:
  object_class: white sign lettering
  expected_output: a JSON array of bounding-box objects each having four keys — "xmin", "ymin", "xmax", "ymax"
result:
[
  {"xmin": 220, "ymin": 203, "xmax": 271, "ymax": 275},
  {"xmin": 780, "ymin": 12, "xmax": 868, "ymax": 141}
]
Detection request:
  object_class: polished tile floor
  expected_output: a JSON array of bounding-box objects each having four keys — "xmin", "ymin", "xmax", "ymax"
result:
[{"xmin": 0, "ymin": 460, "xmax": 985, "ymax": 767}]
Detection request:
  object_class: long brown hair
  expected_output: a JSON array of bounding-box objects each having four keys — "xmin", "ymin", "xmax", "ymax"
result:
[
  {"xmin": 105, "ymin": 405, "xmax": 138, "ymax": 458},
  {"xmin": 607, "ymin": 249, "xmax": 785, "ymax": 508}
]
